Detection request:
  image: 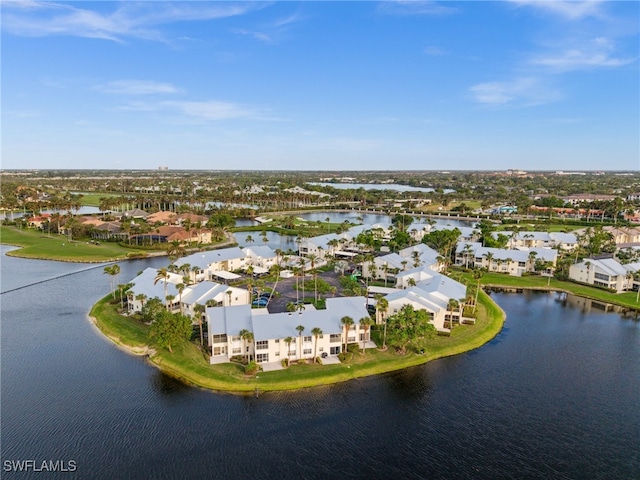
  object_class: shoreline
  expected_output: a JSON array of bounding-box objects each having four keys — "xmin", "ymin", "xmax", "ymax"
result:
[{"xmin": 88, "ymin": 289, "xmax": 507, "ymax": 394}]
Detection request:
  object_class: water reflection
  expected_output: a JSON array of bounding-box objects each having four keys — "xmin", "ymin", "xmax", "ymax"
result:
[
  {"xmin": 381, "ymin": 364, "xmax": 433, "ymax": 400},
  {"xmin": 556, "ymin": 292, "xmax": 640, "ymax": 318},
  {"xmin": 150, "ymin": 371, "xmax": 191, "ymax": 396}
]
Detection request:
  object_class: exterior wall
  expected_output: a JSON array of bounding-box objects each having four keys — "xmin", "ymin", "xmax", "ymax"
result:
[
  {"xmin": 251, "ymin": 332, "xmax": 353, "ymax": 364},
  {"xmin": 207, "ymin": 257, "xmax": 246, "ymax": 273},
  {"xmin": 568, "ymin": 262, "xmax": 631, "ymax": 293},
  {"xmin": 473, "ymin": 257, "xmax": 528, "ymax": 276},
  {"xmin": 386, "ymin": 299, "xmax": 447, "ymax": 331},
  {"xmin": 209, "ymin": 326, "xmax": 365, "ymax": 365}
]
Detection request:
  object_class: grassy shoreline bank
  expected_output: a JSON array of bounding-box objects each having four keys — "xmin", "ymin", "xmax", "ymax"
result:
[
  {"xmin": 469, "ymin": 271, "xmax": 640, "ymax": 311},
  {"xmin": 89, "ymin": 289, "xmax": 505, "ymax": 393}
]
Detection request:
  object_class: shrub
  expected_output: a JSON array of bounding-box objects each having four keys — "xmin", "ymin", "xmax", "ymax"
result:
[
  {"xmin": 245, "ymin": 361, "xmax": 260, "ymax": 376},
  {"xmin": 347, "ymin": 343, "xmax": 359, "ymax": 354},
  {"xmin": 281, "ymin": 358, "xmax": 289, "ymax": 368},
  {"xmin": 315, "ymin": 356, "xmax": 322, "ymax": 365}
]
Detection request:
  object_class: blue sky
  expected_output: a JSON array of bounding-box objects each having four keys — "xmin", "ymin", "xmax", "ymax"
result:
[{"xmin": 2, "ymin": 1, "xmax": 638, "ymax": 171}]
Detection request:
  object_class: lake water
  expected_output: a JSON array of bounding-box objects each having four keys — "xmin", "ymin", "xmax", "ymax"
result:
[
  {"xmin": 233, "ymin": 212, "xmax": 472, "ymax": 250},
  {"xmin": 307, "ymin": 182, "xmax": 455, "ymax": 194},
  {"xmin": 1, "ymin": 245, "xmax": 638, "ymax": 479}
]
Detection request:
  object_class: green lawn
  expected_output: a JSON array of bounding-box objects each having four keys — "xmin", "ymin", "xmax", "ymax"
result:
[
  {"xmin": 91, "ymin": 289, "xmax": 505, "ymax": 393},
  {"xmin": 76, "ymin": 192, "xmax": 120, "ymax": 207},
  {"xmin": 0, "ymin": 226, "xmax": 143, "ymax": 262},
  {"xmin": 90, "ymin": 296, "xmax": 150, "ymax": 351}
]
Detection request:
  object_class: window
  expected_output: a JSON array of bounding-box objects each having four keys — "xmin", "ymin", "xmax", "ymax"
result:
[
  {"xmin": 518, "ymin": 262, "xmax": 526, "ymax": 267},
  {"xmin": 256, "ymin": 353, "xmax": 269, "ymax": 363},
  {"xmin": 594, "ymin": 273, "xmax": 610, "ymax": 281},
  {"xmin": 212, "ymin": 334, "xmax": 227, "ymax": 344},
  {"xmin": 274, "ymin": 351, "xmax": 279, "ymax": 357},
  {"xmin": 303, "ymin": 348, "xmax": 312, "ymax": 355},
  {"xmin": 256, "ymin": 340, "xmax": 268, "ymax": 350},
  {"xmin": 274, "ymin": 339, "xmax": 279, "ymax": 344},
  {"xmin": 232, "ymin": 335, "xmax": 241, "ymax": 342},
  {"xmin": 232, "ymin": 347, "xmax": 241, "ymax": 354},
  {"xmin": 304, "ymin": 336, "xmax": 312, "ymax": 342},
  {"xmin": 348, "ymin": 336, "xmax": 355, "ymax": 342},
  {"xmin": 319, "ymin": 347, "xmax": 324, "ymax": 352},
  {"xmin": 330, "ymin": 334, "xmax": 341, "ymax": 343}
]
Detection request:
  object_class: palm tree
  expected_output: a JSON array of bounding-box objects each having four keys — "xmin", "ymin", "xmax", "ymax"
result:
[
  {"xmin": 308, "ymin": 253, "xmax": 318, "ymax": 302},
  {"xmin": 472, "ymin": 269, "xmax": 484, "ymax": 312},
  {"xmin": 447, "ymin": 298, "xmax": 459, "ymax": 330},
  {"xmin": 239, "ymin": 329, "xmax": 253, "ymax": 363},
  {"xmin": 166, "ymin": 240, "xmax": 186, "ymax": 264},
  {"xmin": 483, "ymin": 252, "xmax": 494, "ymax": 272},
  {"xmin": 284, "ymin": 336, "xmax": 293, "ymax": 363},
  {"xmin": 298, "ymin": 257, "xmax": 306, "ymax": 300},
  {"xmin": 375, "ymin": 295, "xmax": 389, "ymax": 349},
  {"xmin": 412, "ymin": 250, "xmax": 422, "ymax": 268},
  {"xmin": 194, "ymin": 303, "xmax": 205, "ymax": 347},
  {"xmin": 135, "ymin": 293, "xmax": 147, "ymax": 313},
  {"xmin": 296, "ymin": 325, "xmax": 305, "ymax": 360},
  {"xmin": 286, "ymin": 301, "xmax": 297, "ymax": 312},
  {"xmin": 103, "ymin": 264, "xmax": 120, "ymax": 299},
  {"xmin": 311, "ymin": 327, "xmax": 322, "ymax": 360},
  {"xmin": 244, "ymin": 331, "xmax": 254, "ymax": 362},
  {"xmin": 165, "ymin": 294, "xmax": 176, "ymax": 312},
  {"xmin": 359, "ymin": 317, "xmax": 372, "ymax": 353},
  {"xmin": 527, "ymin": 251, "xmax": 538, "ymax": 273},
  {"xmin": 382, "ymin": 262, "xmax": 390, "ymax": 287},
  {"xmin": 117, "ymin": 283, "xmax": 132, "ymax": 309},
  {"xmin": 176, "ymin": 283, "xmax": 186, "ymax": 314},
  {"xmin": 340, "ymin": 316, "xmax": 354, "ymax": 354},
  {"xmin": 154, "ymin": 267, "xmax": 170, "ymax": 310}
]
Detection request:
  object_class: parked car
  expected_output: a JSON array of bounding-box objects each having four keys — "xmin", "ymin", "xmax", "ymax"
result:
[{"xmin": 252, "ymin": 298, "xmax": 268, "ymax": 307}]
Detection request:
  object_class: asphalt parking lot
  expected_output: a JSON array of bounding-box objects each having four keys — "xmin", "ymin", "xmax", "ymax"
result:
[{"xmin": 262, "ymin": 270, "xmax": 345, "ymax": 313}]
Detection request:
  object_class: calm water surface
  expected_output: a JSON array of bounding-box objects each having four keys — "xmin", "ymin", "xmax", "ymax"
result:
[
  {"xmin": 1, "ymin": 245, "xmax": 638, "ymax": 479},
  {"xmin": 233, "ymin": 212, "xmax": 471, "ymax": 250}
]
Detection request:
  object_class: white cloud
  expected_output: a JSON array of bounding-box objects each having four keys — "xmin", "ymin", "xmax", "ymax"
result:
[
  {"xmin": 469, "ymin": 77, "xmax": 561, "ymax": 107},
  {"xmin": 530, "ymin": 37, "xmax": 637, "ymax": 72},
  {"xmin": 508, "ymin": 0, "xmax": 605, "ymax": 20},
  {"xmin": 232, "ymin": 29, "xmax": 273, "ymax": 43},
  {"xmin": 94, "ymin": 80, "xmax": 181, "ymax": 95},
  {"xmin": 532, "ymin": 50, "xmax": 636, "ymax": 70},
  {"xmin": 1, "ymin": 1, "xmax": 264, "ymax": 42},
  {"xmin": 231, "ymin": 11, "xmax": 306, "ymax": 43},
  {"xmin": 376, "ymin": 1, "xmax": 458, "ymax": 16},
  {"xmin": 424, "ymin": 45, "xmax": 447, "ymax": 56},
  {"xmin": 162, "ymin": 100, "xmax": 257, "ymax": 120},
  {"xmin": 117, "ymin": 99, "xmax": 261, "ymax": 121}
]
